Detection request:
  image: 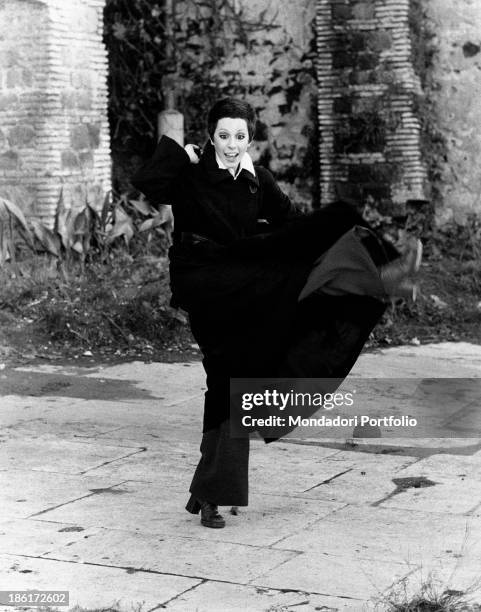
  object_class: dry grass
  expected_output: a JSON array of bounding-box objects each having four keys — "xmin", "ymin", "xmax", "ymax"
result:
[
  {"xmin": 0, "ymin": 252, "xmax": 193, "ymax": 362},
  {"xmin": 378, "ymin": 574, "xmax": 481, "ymax": 612}
]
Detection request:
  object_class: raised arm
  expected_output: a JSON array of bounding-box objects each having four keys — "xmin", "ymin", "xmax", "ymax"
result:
[{"xmin": 130, "ymin": 135, "xmax": 191, "ymax": 205}]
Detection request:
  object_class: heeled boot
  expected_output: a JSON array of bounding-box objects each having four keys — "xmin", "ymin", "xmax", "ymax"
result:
[
  {"xmin": 185, "ymin": 494, "xmax": 226, "ymax": 528},
  {"xmin": 379, "ymin": 238, "xmax": 422, "ymax": 301}
]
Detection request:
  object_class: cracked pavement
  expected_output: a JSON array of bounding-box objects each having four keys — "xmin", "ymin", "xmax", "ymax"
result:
[{"xmin": 1, "ymin": 343, "xmax": 481, "ymax": 611}]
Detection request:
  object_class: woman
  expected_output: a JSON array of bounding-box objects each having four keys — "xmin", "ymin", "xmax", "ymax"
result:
[{"xmin": 131, "ymin": 98, "xmax": 421, "ymax": 529}]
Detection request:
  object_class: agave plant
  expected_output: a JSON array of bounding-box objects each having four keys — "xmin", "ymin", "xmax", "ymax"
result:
[
  {"xmin": 30, "ymin": 219, "xmax": 60, "ymax": 257},
  {"xmin": 107, "ymin": 194, "xmax": 135, "ymax": 246},
  {"xmin": 0, "ymin": 189, "xmax": 173, "ymax": 267},
  {"xmin": 128, "ymin": 195, "xmax": 173, "ymax": 243},
  {"xmin": 0, "ymin": 197, "xmax": 34, "ymax": 264}
]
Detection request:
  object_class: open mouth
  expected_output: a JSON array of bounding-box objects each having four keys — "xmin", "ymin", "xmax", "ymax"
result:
[{"xmin": 224, "ymin": 153, "xmax": 238, "ymax": 162}]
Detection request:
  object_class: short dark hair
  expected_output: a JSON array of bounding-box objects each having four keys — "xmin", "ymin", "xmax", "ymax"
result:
[{"xmin": 207, "ymin": 98, "xmax": 257, "ymax": 141}]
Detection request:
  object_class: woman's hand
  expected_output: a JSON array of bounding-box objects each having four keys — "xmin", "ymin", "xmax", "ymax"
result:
[{"xmin": 184, "ymin": 144, "xmax": 201, "ymax": 164}]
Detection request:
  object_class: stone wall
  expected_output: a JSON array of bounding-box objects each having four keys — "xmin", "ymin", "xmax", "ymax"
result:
[
  {"xmin": 0, "ymin": 0, "xmax": 111, "ymax": 227},
  {"xmin": 423, "ymin": 0, "xmax": 481, "ymax": 224},
  {"xmin": 169, "ymin": 0, "xmax": 318, "ymax": 210},
  {"xmin": 316, "ymin": 0, "xmax": 428, "ymax": 215},
  {"xmin": 236, "ymin": 0, "xmax": 318, "ymax": 209}
]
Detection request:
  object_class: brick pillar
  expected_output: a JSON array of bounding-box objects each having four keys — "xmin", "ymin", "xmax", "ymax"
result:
[
  {"xmin": 0, "ymin": 0, "xmax": 111, "ymax": 228},
  {"xmin": 317, "ymin": 0, "xmax": 427, "ymax": 213}
]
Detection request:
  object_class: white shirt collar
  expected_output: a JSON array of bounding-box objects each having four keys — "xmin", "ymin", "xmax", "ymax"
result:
[{"xmin": 215, "ymin": 151, "xmax": 256, "ymax": 180}]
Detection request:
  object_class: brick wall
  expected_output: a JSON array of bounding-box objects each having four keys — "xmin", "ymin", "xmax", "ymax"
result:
[
  {"xmin": 317, "ymin": 0, "xmax": 427, "ymax": 214},
  {"xmin": 0, "ymin": 0, "xmax": 111, "ymax": 228}
]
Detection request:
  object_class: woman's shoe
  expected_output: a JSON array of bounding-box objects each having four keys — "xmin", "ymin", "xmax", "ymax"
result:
[
  {"xmin": 385, "ymin": 277, "xmax": 419, "ymax": 301},
  {"xmin": 403, "ymin": 237, "xmax": 423, "ymax": 275},
  {"xmin": 200, "ymin": 501, "xmax": 225, "ymax": 528},
  {"xmin": 185, "ymin": 495, "xmax": 226, "ymax": 528},
  {"xmin": 379, "ymin": 238, "xmax": 422, "ymax": 300}
]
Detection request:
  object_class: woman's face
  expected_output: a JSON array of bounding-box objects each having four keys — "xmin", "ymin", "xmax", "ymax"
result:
[{"xmin": 212, "ymin": 117, "xmax": 250, "ymax": 170}]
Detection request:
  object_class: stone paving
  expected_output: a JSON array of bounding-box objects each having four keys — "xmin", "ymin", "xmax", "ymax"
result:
[{"xmin": 1, "ymin": 342, "xmax": 481, "ymax": 611}]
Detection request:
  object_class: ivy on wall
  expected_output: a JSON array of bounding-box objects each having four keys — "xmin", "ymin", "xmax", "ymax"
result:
[
  {"xmin": 103, "ymin": 0, "xmax": 318, "ymax": 206},
  {"xmin": 103, "ymin": 0, "xmax": 282, "ymax": 170},
  {"xmin": 104, "ymin": 1, "xmax": 165, "ymax": 156}
]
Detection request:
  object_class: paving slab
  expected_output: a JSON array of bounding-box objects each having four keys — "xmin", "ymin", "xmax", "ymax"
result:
[
  {"xmin": 2, "ymin": 416, "xmax": 131, "ymax": 444},
  {"xmin": 0, "ymin": 395, "xmax": 85, "ymax": 428},
  {"xmin": 339, "ymin": 438, "xmax": 481, "ymax": 455},
  {"xmin": 43, "ymin": 529, "xmax": 297, "ymax": 584},
  {"xmin": 4, "ymin": 399, "xmax": 205, "ymax": 449},
  {"xmin": 0, "ymin": 369, "xmax": 156, "ymax": 404},
  {"xmin": 328, "ymin": 450, "xmax": 419, "ymax": 467},
  {"xmin": 0, "ymin": 469, "xmax": 125, "ymax": 519},
  {"xmin": 14, "ymin": 361, "xmax": 205, "ymax": 406},
  {"xmin": 35, "ymin": 491, "xmax": 341, "ymax": 547},
  {"xmin": 0, "ymin": 553, "xmax": 200, "ymax": 611},
  {"xmin": 0, "ymin": 518, "xmax": 101, "ymax": 557},
  {"xmin": 90, "ymin": 397, "xmax": 206, "ymax": 444},
  {"xmin": 247, "ymin": 444, "xmax": 348, "ymax": 497},
  {"xmin": 177, "ymin": 493, "xmax": 344, "ymax": 547},
  {"xmin": 287, "ymin": 382, "xmax": 481, "ymax": 442},
  {"xmin": 398, "ymin": 452, "xmax": 481, "ymax": 479},
  {"xmin": 0, "ymin": 438, "xmax": 144, "ymax": 475},
  {"xmin": 93, "ymin": 423, "xmax": 198, "ymax": 445},
  {"xmin": 164, "ymin": 581, "xmax": 367, "ymax": 611},
  {"xmin": 34, "ymin": 480, "xmax": 200, "ymax": 534},
  {"xmin": 272, "ymin": 505, "xmax": 481, "ymax": 565},
  {"xmin": 1, "ymin": 407, "xmax": 203, "ymax": 449},
  {"xmin": 249, "ymin": 445, "xmax": 417, "ymax": 502},
  {"xmin": 378, "ymin": 476, "xmax": 481, "ymax": 514},
  {"xmin": 67, "ymin": 443, "xmax": 200, "ymax": 482},
  {"xmin": 3, "ymin": 397, "xmax": 198, "ymax": 429},
  {"xmin": 251, "ymin": 551, "xmax": 417, "ymax": 600},
  {"xmin": 36, "ymin": 477, "xmax": 343, "ymax": 546},
  {"xmin": 329, "ymin": 438, "xmax": 481, "ymax": 457},
  {"xmin": 296, "ymin": 454, "xmax": 418, "ymax": 505},
  {"xmin": 351, "ymin": 342, "xmax": 481, "ymax": 378}
]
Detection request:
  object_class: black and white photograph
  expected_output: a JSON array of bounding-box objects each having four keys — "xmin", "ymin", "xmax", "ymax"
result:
[{"xmin": 1, "ymin": 0, "xmax": 481, "ymax": 610}]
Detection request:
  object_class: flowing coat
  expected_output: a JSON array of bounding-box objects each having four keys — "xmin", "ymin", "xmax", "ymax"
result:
[{"xmin": 131, "ymin": 136, "xmax": 396, "ymax": 432}]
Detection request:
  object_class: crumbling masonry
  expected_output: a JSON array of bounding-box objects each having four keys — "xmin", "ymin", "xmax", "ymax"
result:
[{"xmin": 0, "ymin": 0, "xmax": 111, "ymax": 227}]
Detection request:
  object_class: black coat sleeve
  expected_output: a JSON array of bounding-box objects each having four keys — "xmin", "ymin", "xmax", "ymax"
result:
[
  {"xmin": 257, "ymin": 167, "xmax": 302, "ymax": 226},
  {"xmin": 130, "ymin": 135, "xmax": 190, "ymax": 205}
]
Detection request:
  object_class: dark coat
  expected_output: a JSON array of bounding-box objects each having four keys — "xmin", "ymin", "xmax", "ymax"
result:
[
  {"xmin": 131, "ymin": 136, "xmax": 394, "ymax": 432},
  {"xmin": 130, "ymin": 135, "xmax": 297, "ymax": 243},
  {"xmin": 131, "ymin": 135, "xmax": 310, "ymax": 319}
]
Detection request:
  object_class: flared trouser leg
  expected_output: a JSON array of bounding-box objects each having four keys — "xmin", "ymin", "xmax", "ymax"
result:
[
  {"xmin": 189, "ymin": 419, "xmax": 250, "ymax": 507},
  {"xmin": 186, "ymin": 318, "xmax": 251, "ymax": 507}
]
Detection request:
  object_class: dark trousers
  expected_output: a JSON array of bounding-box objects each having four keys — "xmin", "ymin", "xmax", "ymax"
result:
[{"xmin": 189, "ymin": 420, "xmax": 249, "ymax": 506}]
